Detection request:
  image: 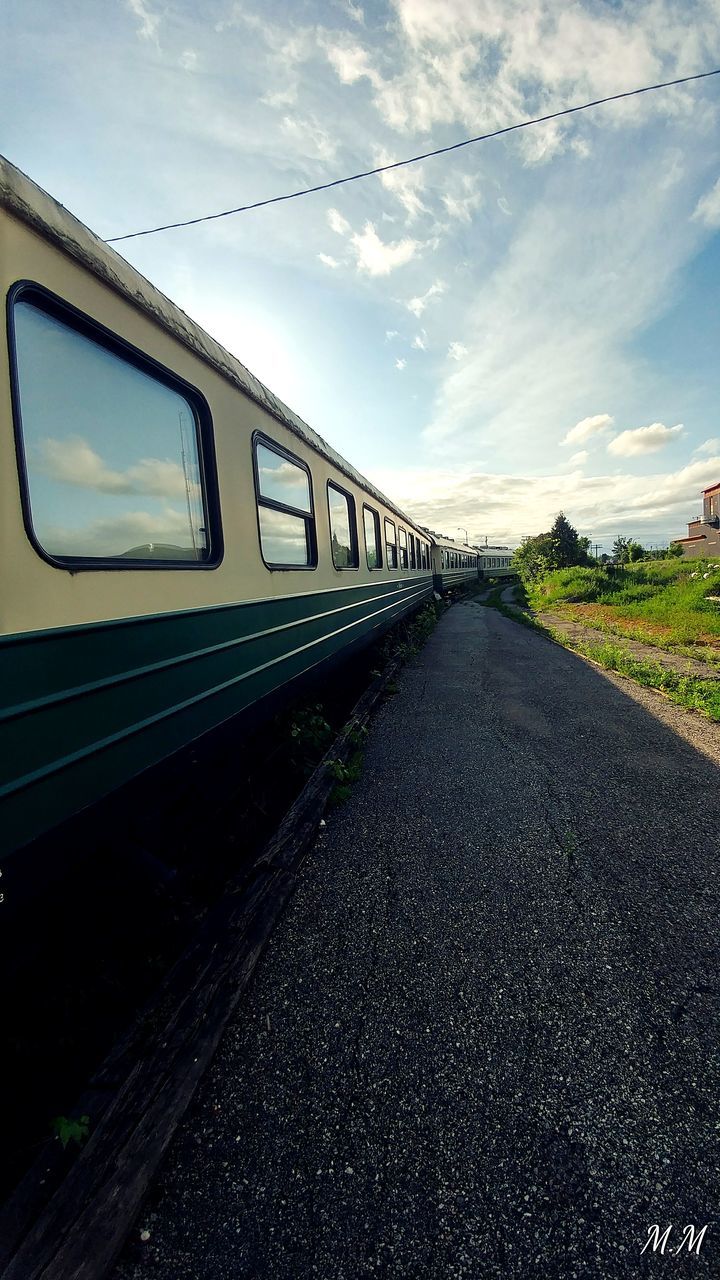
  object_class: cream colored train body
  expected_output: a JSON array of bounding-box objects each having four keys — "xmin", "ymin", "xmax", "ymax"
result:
[{"xmin": 0, "ymin": 157, "xmax": 509, "ymax": 860}]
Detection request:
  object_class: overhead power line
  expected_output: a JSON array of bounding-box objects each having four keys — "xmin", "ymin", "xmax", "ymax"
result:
[{"xmin": 106, "ymin": 67, "xmax": 720, "ymax": 243}]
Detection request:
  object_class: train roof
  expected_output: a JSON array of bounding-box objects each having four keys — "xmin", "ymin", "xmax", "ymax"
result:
[
  {"xmin": 475, "ymin": 545, "xmax": 511, "ymax": 556},
  {"xmin": 419, "ymin": 528, "xmax": 477, "ymax": 555},
  {"xmin": 0, "ymin": 154, "xmax": 428, "ymax": 539}
]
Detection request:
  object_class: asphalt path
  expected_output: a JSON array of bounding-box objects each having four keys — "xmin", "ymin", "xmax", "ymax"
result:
[{"xmin": 115, "ymin": 601, "xmax": 720, "ymax": 1279}]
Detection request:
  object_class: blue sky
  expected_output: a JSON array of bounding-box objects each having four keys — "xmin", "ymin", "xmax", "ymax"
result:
[{"xmin": 4, "ymin": 0, "xmax": 720, "ymax": 551}]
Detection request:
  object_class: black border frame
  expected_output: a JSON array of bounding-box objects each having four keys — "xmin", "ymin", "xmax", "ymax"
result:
[
  {"xmin": 362, "ymin": 503, "xmax": 383, "ymax": 571},
  {"xmin": 327, "ymin": 480, "xmax": 359, "ymax": 572},
  {"xmin": 384, "ymin": 517, "xmax": 397, "ymax": 570},
  {"xmin": 398, "ymin": 526, "xmax": 409, "ymax": 571},
  {"xmin": 6, "ymin": 280, "xmax": 224, "ymax": 572},
  {"xmin": 252, "ymin": 430, "xmax": 318, "ymax": 572}
]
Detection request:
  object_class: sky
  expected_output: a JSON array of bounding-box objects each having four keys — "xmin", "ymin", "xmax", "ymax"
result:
[{"xmin": 4, "ymin": 0, "xmax": 720, "ymax": 553}]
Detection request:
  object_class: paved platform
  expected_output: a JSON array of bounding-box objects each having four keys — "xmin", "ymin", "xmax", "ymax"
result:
[{"xmin": 115, "ymin": 601, "xmax": 720, "ymax": 1279}]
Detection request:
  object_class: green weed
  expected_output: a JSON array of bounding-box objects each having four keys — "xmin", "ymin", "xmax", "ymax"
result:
[{"xmin": 51, "ymin": 1114, "xmax": 90, "ymax": 1150}]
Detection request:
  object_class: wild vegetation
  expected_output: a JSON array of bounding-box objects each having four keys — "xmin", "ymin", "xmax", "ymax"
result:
[{"xmin": 527, "ymin": 559, "xmax": 720, "ymax": 654}]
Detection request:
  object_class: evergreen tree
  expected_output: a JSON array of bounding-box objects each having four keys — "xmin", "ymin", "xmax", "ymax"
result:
[{"xmin": 549, "ymin": 512, "xmax": 590, "ymax": 568}]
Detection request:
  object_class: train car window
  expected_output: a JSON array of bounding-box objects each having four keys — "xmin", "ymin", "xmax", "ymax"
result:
[
  {"xmin": 398, "ymin": 528, "xmax": 408, "ymax": 569},
  {"xmin": 409, "ymin": 534, "xmax": 416, "ymax": 570},
  {"xmin": 385, "ymin": 518, "xmax": 398, "ymax": 569},
  {"xmin": 254, "ymin": 435, "xmax": 316, "ymax": 568},
  {"xmin": 363, "ymin": 505, "xmax": 382, "ymax": 569},
  {"xmin": 10, "ymin": 291, "xmax": 219, "ymax": 567},
  {"xmin": 328, "ymin": 482, "xmax": 358, "ymax": 569}
]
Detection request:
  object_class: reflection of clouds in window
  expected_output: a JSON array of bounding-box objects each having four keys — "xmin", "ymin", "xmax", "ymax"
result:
[
  {"xmin": 12, "ymin": 300, "xmax": 209, "ymax": 561},
  {"xmin": 34, "ymin": 435, "xmax": 199, "ymax": 499},
  {"xmin": 259, "ymin": 506, "xmax": 309, "ymax": 565},
  {"xmin": 257, "ymin": 446, "xmax": 311, "ymax": 512},
  {"xmin": 39, "ymin": 506, "xmax": 204, "ymax": 559}
]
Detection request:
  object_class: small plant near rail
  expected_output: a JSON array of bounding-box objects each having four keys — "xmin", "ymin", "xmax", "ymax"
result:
[
  {"xmin": 51, "ymin": 1114, "xmax": 90, "ymax": 1150},
  {"xmin": 327, "ymin": 750, "xmax": 365, "ymax": 806},
  {"xmin": 287, "ymin": 704, "xmax": 334, "ymax": 774}
]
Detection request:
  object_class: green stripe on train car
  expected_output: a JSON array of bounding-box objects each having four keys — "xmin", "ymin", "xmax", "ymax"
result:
[{"xmin": 1, "ymin": 577, "xmax": 431, "ymax": 856}]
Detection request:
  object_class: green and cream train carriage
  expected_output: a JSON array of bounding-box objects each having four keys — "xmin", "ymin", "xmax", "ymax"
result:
[
  {"xmin": 429, "ymin": 533, "xmax": 479, "ymax": 593},
  {"xmin": 476, "ymin": 546, "xmax": 514, "ymax": 580},
  {"xmin": 0, "ymin": 156, "xmax": 435, "ymax": 860}
]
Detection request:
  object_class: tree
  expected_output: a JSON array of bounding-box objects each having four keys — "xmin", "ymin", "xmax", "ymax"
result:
[
  {"xmin": 612, "ymin": 536, "xmax": 629, "ymax": 564},
  {"xmin": 549, "ymin": 512, "xmax": 590, "ymax": 568},
  {"xmin": 512, "ymin": 533, "xmax": 556, "ymax": 583},
  {"xmin": 668, "ymin": 541, "xmax": 684, "ymax": 558},
  {"xmin": 513, "ymin": 515, "xmax": 593, "ymax": 583},
  {"xmin": 627, "ymin": 541, "xmax": 645, "ymax": 562}
]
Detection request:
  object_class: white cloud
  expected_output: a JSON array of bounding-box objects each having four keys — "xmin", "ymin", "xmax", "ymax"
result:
[
  {"xmin": 385, "ymin": 329, "xmax": 399, "ymax": 340},
  {"xmin": 518, "ymin": 119, "xmax": 566, "ymax": 168},
  {"xmin": 327, "ymin": 207, "xmax": 351, "ymax": 235},
  {"xmin": 126, "ymin": 0, "xmax": 160, "ymax": 42},
  {"xmin": 694, "ymin": 438, "xmax": 720, "ymax": 456},
  {"xmin": 376, "ymin": 150, "xmax": 428, "ymax": 221},
  {"xmin": 36, "ymin": 436, "xmax": 196, "ymax": 498},
  {"xmin": 692, "ymin": 177, "xmax": 720, "ymax": 229},
  {"xmin": 395, "ymin": 358, "xmax": 407, "ymax": 371},
  {"xmin": 406, "ymin": 280, "xmax": 445, "ymax": 317},
  {"xmin": 447, "ymin": 342, "xmax": 467, "ymax": 360},
  {"xmin": 412, "ymin": 331, "xmax": 427, "ymax": 350},
  {"xmin": 350, "ymin": 222, "xmax": 418, "ymax": 275},
  {"xmin": 370, "ymin": 456, "xmax": 720, "ymax": 549},
  {"xmin": 345, "ymin": 1, "xmax": 364, "ymax": 22},
  {"xmin": 497, "ymin": 198, "xmax": 511, "ymax": 216},
  {"xmin": 607, "ymin": 422, "xmax": 684, "ymax": 456},
  {"xmin": 569, "ymin": 450, "xmax": 589, "ymax": 465},
  {"xmin": 179, "ymin": 49, "xmax": 197, "ymax": 71},
  {"xmin": 325, "ymin": 40, "xmax": 381, "ymax": 88},
  {"xmin": 281, "ymin": 115, "xmax": 337, "ymax": 163},
  {"xmin": 442, "ymin": 178, "xmax": 482, "ymax": 224},
  {"xmin": 561, "ymin": 414, "xmax": 614, "ymax": 446},
  {"xmin": 318, "ymin": 252, "xmax": 339, "ymax": 268},
  {"xmin": 263, "ymin": 86, "xmax": 297, "ymax": 108}
]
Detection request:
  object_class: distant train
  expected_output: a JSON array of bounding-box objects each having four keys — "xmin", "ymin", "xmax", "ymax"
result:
[{"xmin": 0, "ymin": 156, "xmax": 514, "ymax": 859}]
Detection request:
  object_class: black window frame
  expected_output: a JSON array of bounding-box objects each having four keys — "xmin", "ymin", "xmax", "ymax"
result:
[
  {"xmin": 253, "ymin": 430, "xmax": 317, "ymax": 571},
  {"xmin": 7, "ymin": 280, "xmax": 223, "ymax": 572},
  {"xmin": 409, "ymin": 535, "xmax": 416, "ymax": 570},
  {"xmin": 398, "ymin": 527, "xmax": 408, "ymax": 569},
  {"xmin": 327, "ymin": 480, "xmax": 359, "ymax": 571},
  {"xmin": 363, "ymin": 503, "xmax": 383, "ymax": 571},
  {"xmin": 385, "ymin": 518, "xmax": 398, "ymax": 569}
]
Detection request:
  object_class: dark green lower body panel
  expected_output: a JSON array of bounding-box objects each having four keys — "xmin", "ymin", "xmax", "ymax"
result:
[
  {"xmin": 433, "ymin": 570, "xmax": 478, "ymax": 593},
  {"xmin": 1, "ymin": 577, "xmax": 432, "ymax": 857}
]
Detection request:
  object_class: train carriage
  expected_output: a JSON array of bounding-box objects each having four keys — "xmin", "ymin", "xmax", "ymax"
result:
[
  {"xmin": 476, "ymin": 547, "xmax": 515, "ymax": 580},
  {"xmin": 0, "ymin": 157, "xmax": 434, "ymax": 859},
  {"xmin": 429, "ymin": 534, "xmax": 479, "ymax": 593}
]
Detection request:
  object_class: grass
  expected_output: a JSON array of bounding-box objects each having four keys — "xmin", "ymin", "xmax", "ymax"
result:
[
  {"xmin": 555, "ymin": 634, "xmax": 720, "ymax": 721},
  {"xmin": 528, "ymin": 559, "xmax": 720, "ymax": 652}
]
